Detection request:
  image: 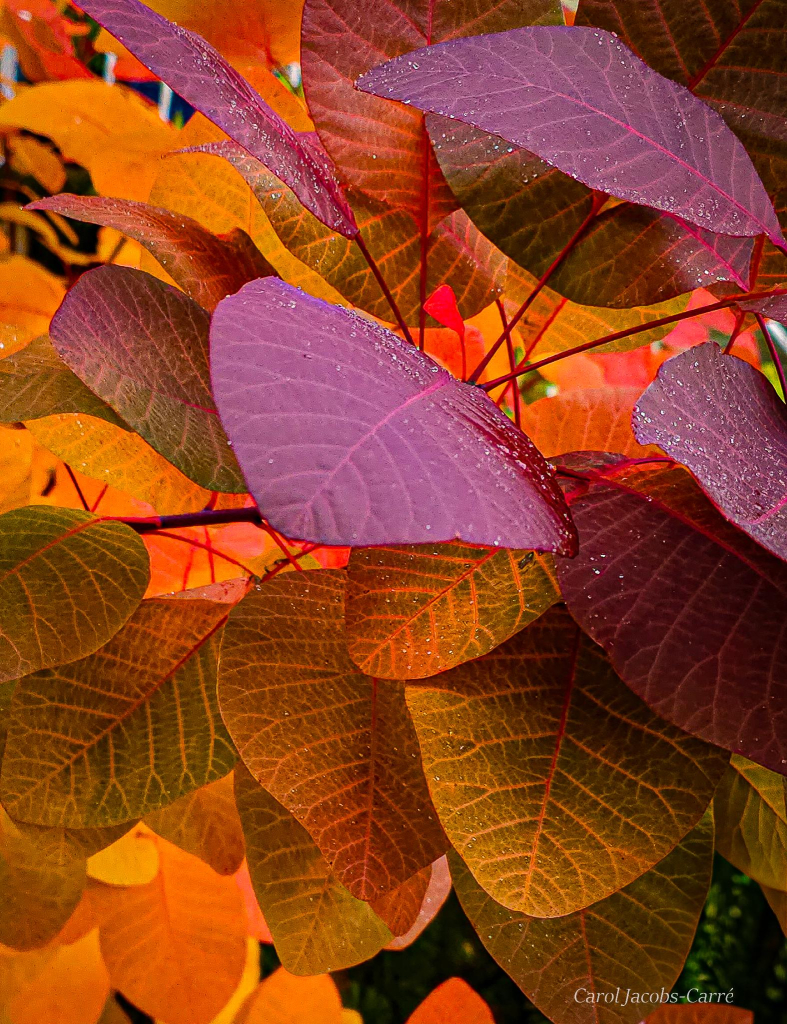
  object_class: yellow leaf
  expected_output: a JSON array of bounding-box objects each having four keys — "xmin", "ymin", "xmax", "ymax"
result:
[
  {"xmin": 91, "ymin": 839, "xmax": 247, "ymax": 1024},
  {"xmin": 0, "ymin": 257, "xmax": 64, "ymax": 355},
  {"xmin": 87, "ymin": 825, "xmax": 160, "ymax": 886},
  {"xmin": 6, "ymin": 136, "xmax": 65, "ymax": 193},
  {"xmin": 6, "ymin": 929, "xmax": 110, "ymax": 1024},
  {"xmin": 0, "ymin": 81, "xmax": 177, "ymax": 200}
]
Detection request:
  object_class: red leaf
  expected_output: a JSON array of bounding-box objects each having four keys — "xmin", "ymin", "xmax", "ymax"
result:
[{"xmin": 423, "ymin": 285, "xmax": 465, "ymax": 340}]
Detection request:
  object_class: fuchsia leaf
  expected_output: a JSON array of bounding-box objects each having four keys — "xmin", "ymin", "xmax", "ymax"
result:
[
  {"xmin": 556, "ymin": 461, "xmax": 787, "ymax": 775},
  {"xmin": 358, "ymin": 26, "xmax": 784, "ymax": 246},
  {"xmin": 76, "ymin": 0, "xmax": 357, "ymax": 236},
  {"xmin": 210, "ymin": 278, "xmax": 576, "ymax": 552},
  {"xmin": 634, "ymin": 344, "xmax": 787, "ymax": 562}
]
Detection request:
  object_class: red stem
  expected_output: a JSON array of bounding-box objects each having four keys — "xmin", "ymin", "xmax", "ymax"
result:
[
  {"xmin": 480, "ymin": 287, "xmax": 787, "ymax": 391},
  {"xmin": 494, "ymin": 298, "xmax": 521, "ymax": 428},
  {"xmin": 468, "ymin": 193, "xmax": 605, "ymax": 383},
  {"xmin": 754, "ymin": 311, "xmax": 787, "ymax": 399},
  {"xmin": 355, "ymin": 234, "xmax": 415, "ymax": 346},
  {"xmin": 722, "ymin": 310, "xmax": 747, "ymax": 354}
]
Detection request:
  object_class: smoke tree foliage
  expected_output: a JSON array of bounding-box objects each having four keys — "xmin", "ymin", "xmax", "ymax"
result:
[{"xmin": 0, "ymin": 0, "xmax": 785, "ymax": 1021}]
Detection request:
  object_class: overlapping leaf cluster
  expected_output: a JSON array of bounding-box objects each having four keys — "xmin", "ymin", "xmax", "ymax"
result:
[{"xmin": 0, "ymin": 0, "xmax": 786, "ymax": 1022}]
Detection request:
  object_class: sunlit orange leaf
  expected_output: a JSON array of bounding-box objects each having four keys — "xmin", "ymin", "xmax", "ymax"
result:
[
  {"xmin": 713, "ymin": 755, "xmax": 787, "ymax": 893},
  {"xmin": 220, "ymin": 572, "xmax": 447, "ymax": 899},
  {"xmin": 233, "ymin": 862, "xmax": 272, "ymax": 943},
  {"xmin": 234, "ymin": 765, "xmax": 391, "ymax": 974},
  {"xmin": 1, "ymin": 587, "xmax": 239, "ymax": 827},
  {"xmin": 97, "ymin": 997, "xmax": 134, "ymax": 1024},
  {"xmin": 6, "ymin": 929, "xmax": 110, "ymax": 1024},
  {"xmin": 346, "ymin": 543, "xmax": 558, "ymax": 680},
  {"xmin": 236, "ymin": 967, "xmax": 343, "ymax": 1024},
  {"xmin": 0, "ymin": 505, "xmax": 149, "ymax": 684},
  {"xmin": 0, "ymin": 0, "xmax": 91, "ymax": 82},
  {"xmin": 518, "ymin": 388, "xmax": 658, "ymax": 458},
  {"xmin": 87, "ymin": 825, "xmax": 159, "ymax": 886},
  {"xmin": 386, "ymin": 856, "xmax": 452, "ymax": 951},
  {"xmin": 0, "ymin": 805, "xmax": 86, "ymax": 950},
  {"xmin": 407, "ymin": 605, "xmax": 728, "ymax": 917},
  {"xmin": 145, "ymin": 773, "xmax": 245, "ymax": 876},
  {"xmin": 0, "ymin": 256, "xmax": 64, "ymax": 355},
  {"xmin": 407, "ymin": 978, "xmax": 494, "ymax": 1024},
  {"xmin": 55, "ymin": 887, "xmax": 98, "ymax": 946},
  {"xmin": 452, "ymin": 814, "xmax": 714, "ymax": 1024},
  {"xmin": 91, "ymin": 838, "xmax": 247, "ymax": 1024},
  {"xmin": 0, "ymin": 81, "xmax": 177, "ymax": 200},
  {"xmin": 0, "ymin": 426, "xmax": 34, "ymax": 514},
  {"xmin": 370, "ymin": 867, "xmax": 430, "ymax": 937},
  {"xmin": 26, "ymin": 414, "xmax": 215, "ymax": 515},
  {"xmin": 646, "ymin": 1007, "xmax": 753, "ymax": 1024},
  {"xmin": 6, "ymin": 135, "xmax": 65, "ymax": 193},
  {"xmin": 421, "ymin": 326, "xmax": 485, "ymax": 380},
  {"xmin": 205, "ymin": 937, "xmax": 260, "ymax": 1024}
]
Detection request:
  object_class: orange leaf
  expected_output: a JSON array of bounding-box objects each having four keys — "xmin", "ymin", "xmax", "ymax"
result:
[
  {"xmin": 236, "ymin": 967, "xmax": 343, "ymax": 1024},
  {"xmin": 386, "ymin": 856, "xmax": 452, "ymax": 951},
  {"xmin": 406, "ymin": 978, "xmax": 494, "ymax": 1024}
]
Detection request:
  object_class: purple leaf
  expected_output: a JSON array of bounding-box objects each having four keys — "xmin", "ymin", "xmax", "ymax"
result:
[
  {"xmin": 358, "ymin": 26, "xmax": 784, "ymax": 246},
  {"xmin": 76, "ymin": 0, "xmax": 357, "ymax": 237},
  {"xmin": 633, "ymin": 344, "xmax": 787, "ymax": 562},
  {"xmin": 740, "ymin": 293, "xmax": 787, "ymax": 329},
  {"xmin": 210, "ymin": 278, "xmax": 577, "ymax": 552},
  {"xmin": 556, "ymin": 460, "xmax": 787, "ymax": 775}
]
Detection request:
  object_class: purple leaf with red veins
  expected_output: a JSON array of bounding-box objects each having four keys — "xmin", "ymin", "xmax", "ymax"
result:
[
  {"xmin": 76, "ymin": 0, "xmax": 357, "ymax": 237},
  {"xmin": 210, "ymin": 278, "xmax": 577, "ymax": 552},
  {"xmin": 634, "ymin": 344, "xmax": 787, "ymax": 562},
  {"xmin": 357, "ymin": 26, "xmax": 784, "ymax": 245},
  {"xmin": 556, "ymin": 460, "xmax": 787, "ymax": 775}
]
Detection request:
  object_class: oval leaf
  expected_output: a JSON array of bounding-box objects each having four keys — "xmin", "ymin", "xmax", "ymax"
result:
[
  {"xmin": 633, "ymin": 344, "xmax": 787, "ymax": 562},
  {"xmin": 556, "ymin": 461, "xmax": 787, "ymax": 774},
  {"xmin": 210, "ymin": 278, "xmax": 576, "ymax": 551},
  {"xmin": 451, "ymin": 814, "xmax": 714, "ymax": 1024},
  {"xmin": 30, "ymin": 195, "xmax": 276, "ymax": 312},
  {"xmin": 76, "ymin": 0, "xmax": 356, "ymax": 236},
  {"xmin": 407, "ymin": 605, "xmax": 726, "ymax": 916},
  {"xmin": 358, "ymin": 26, "xmax": 783, "ymax": 244},
  {"xmin": 345, "ymin": 543, "xmax": 558, "ymax": 679},
  {"xmin": 0, "ymin": 506, "xmax": 149, "ymax": 684},
  {"xmin": 0, "ymin": 588, "xmax": 239, "ymax": 826},
  {"xmin": 219, "ymin": 571, "xmax": 447, "ymax": 899},
  {"xmin": 49, "ymin": 266, "xmax": 245, "ymax": 493}
]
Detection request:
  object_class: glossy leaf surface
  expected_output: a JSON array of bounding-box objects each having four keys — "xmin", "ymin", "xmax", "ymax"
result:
[
  {"xmin": 407, "ymin": 605, "xmax": 726, "ymax": 916},
  {"xmin": 634, "ymin": 344, "xmax": 787, "ymax": 562},
  {"xmin": 557, "ymin": 462, "xmax": 787, "ymax": 774},
  {"xmin": 1, "ymin": 589, "xmax": 238, "ymax": 826},
  {"xmin": 234, "ymin": 765, "xmax": 392, "ymax": 974},
  {"xmin": 219, "ymin": 571, "xmax": 447, "ymax": 898},
  {"xmin": 345, "ymin": 543, "xmax": 558, "ymax": 679},
  {"xmin": 358, "ymin": 26, "xmax": 783, "ymax": 244},
  {"xmin": 210, "ymin": 278, "xmax": 576, "ymax": 551},
  {"xmin": 0, "ymin": 506, "xmax": 148, "ymax": 684},
  {"xmin": 76, "ymin": 0, "xmax": 357, "ymax": 235},
  {"xmin": 451, "ymin": 815, "xmax": 714, "ymax": 1024},
  {"xmin": 30, "ymin": 194, "xmax": 275, "ymax": 312},
  {"xmin": 50, "ymin": 266, "xmax": 245, "ymax": 493}
]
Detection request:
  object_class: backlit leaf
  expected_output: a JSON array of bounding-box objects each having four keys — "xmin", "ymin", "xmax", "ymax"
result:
[
  {"xmin": 0, "ymin": 336, "xmax": 125, "ymax": 428},
  {"xmin": 236, "ymin": 967, "xmax": 343, "ymax": 1024},
  {"xmin": 77, "ymin": 0, "xmax": 356, "ymax": 236},
  {"xmin": 345, "ymin": 543, "xmax": 558, "ymax": 679},
  {"xmin": 713, "ymin": 755, "xmax": 787, "ymax": 893},
  {"xmin": 49, "ymin": 267, "xmax": 245, "ymax": 493},
  {"xmin": 30, "ymin": 196, "xmax": 276, "ymax": 312},
  {"xmin": 0, "ymin": 257, "xmax": 65, "ymax": 356},
  {"xmin": 1, "ymin": 587, "xmax": 239, "ymax": 826},
  {"xmin": 407, "ymin": 978, "xmax": 494, "ymax": 1024},
  {"xmin": 0, "ymin": 805, "xmax": 86, "ymax": 950},
  {"xmin": 428, "ymin": 115, "xmax": 754, "ymax": 307},
  {"xmin": 634, "ymin": 344, "xmax": 787, "ymax": 562},
  {"xmin": 370, "ymin": 867, "xmax": 430, "ymax": 937},
  {"xmin": 0, "ymin": 506, "xmax": 148, "ymax": 684},
  {"xmin": 451, "ymin": 814, "xmax": 713, "ymax": 1024},
  {"xmin": 519, "ymin": 388, "xmax": 655, "ymax": 458},
  {"xmin": 91, "ymin": 838, "xmax": 247, "ymax": 1024},
  {"xmin": 210, "ymin": 278, "xmax": 576, "ymax": 551},
  {"xmin": 234, "ymin": 765, "xmax": 392, "ymax": 974},
  {"xmin": 407, "ymin": 604, "xmax": 726, "ymax": 916},
  {"xmin": 385, "ymin": 855, "xmax": 452, "ymax": 951},
  {"xmin": 26, "ymin": 414, "xmax": 215, "ymax": 515},
  {"xmin": 219, "ymin": 571, "xmax": 447, "ymax": 899},
  {"xmin": 145, "ymin": 773, "xmax": 246, "ymax": 876},
  {"xmin": 86, "ymin": 825, "xmax": 159, "ymax": 886},
  {"xmin": 556, "ymin": 461, "xmax": 787, "ymax": 774},
  {"xmin": 358, "ymin": 26, "xmax": 783, "ymax": 244}
]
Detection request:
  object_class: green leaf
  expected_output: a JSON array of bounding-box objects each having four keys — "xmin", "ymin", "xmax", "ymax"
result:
[{"xmin": 0, "ymin": 506, "xmax": 149, "ymax": 684}]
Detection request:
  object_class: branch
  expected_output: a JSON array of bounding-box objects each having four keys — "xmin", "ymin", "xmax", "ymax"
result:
[{"xmin": 115, "ymin": 507, "xmax": 264, "ymax": 533}]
